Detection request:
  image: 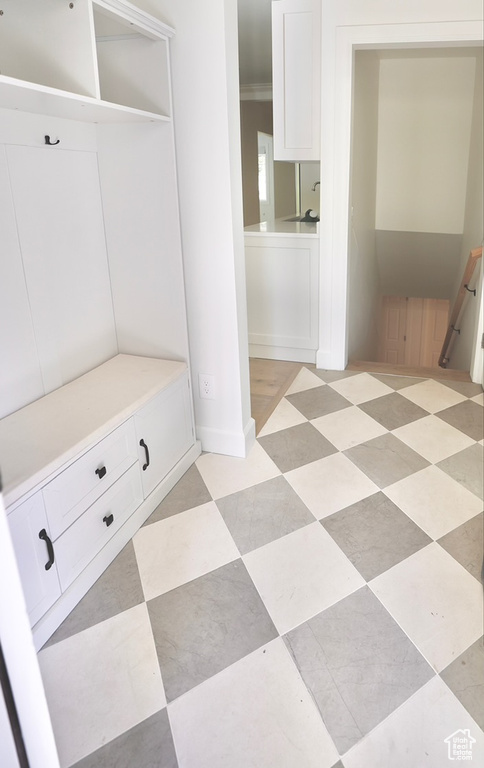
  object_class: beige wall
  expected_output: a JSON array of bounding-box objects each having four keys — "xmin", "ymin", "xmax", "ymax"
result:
[
  {"xmin": 376, "ymin": 54, "xmax": 476, "ymax": 234},
  {"xmin": 240, "ymin": 100, "xmax": 296, "ymax": 226}
]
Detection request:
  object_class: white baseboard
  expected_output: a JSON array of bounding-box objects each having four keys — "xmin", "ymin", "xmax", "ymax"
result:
[
  {"xmin": 196, "ymin": 418, "xmax": 256, "ymax": 458},
  {"xmin": 249, "ymin": 344, "xmax": 316, "ymax": 364}
]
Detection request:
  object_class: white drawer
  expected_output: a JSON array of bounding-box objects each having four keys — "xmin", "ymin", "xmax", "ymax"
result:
[
  {"xmin": 54, "ymin": 463, "xmax": 143, "ymax": 592},
  {"xmin": 43, "ymin": 419, "xmax": 138, "ymax": 540}
]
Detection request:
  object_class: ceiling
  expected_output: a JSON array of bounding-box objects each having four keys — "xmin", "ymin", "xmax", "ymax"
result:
[{"xmin": 237, "ymin": 0, "xmax": 273, "ymax": 85}]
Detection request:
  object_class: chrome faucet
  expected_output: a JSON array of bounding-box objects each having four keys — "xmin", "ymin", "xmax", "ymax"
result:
[{"xmin": 311, "ymin": 181, "xmax": 320, "ymax": 191}]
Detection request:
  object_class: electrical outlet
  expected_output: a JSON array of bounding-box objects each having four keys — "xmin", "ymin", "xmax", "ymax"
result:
[{"xmin": 199, "ymin": 373, "xmax": 215, "ymax": 400}]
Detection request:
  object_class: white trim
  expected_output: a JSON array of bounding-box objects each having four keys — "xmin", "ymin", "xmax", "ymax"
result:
[
  {"xmin": 470, "ymin": 260, "xmax": 484, "ymax": 384},
  {"xmin": 196, "ymin": 418, "xmax": 256, "ymax": 458},
  {"xmin": 92, "ymin": 0, "xmax": 175, "ymax": 40},
  {"xmin": 239, "ymin": 83, "xmax": 273, "ymax": 101},
  {"xmin": 249, "ymin": 345, "xmax": 317, "ymax": 364},
  {"xmin": 318, "ymin": 19, "xmax": 484, "ymax": 370}
]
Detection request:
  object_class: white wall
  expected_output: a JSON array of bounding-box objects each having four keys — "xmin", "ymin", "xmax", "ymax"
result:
[
  {"xmin": 448, "ymin": 50, "xmax": 484, "ymax": 371},
  {"xmin": 143, "ymin": 0, "xmax": 254, "ymax": 456},
  {"xmin": 319, "ymin": 0, "xmax": 484, "ymax": 370},
  {"xmin": 0, "ymin": 111, "xmax": 118, "ymax": 419},
  {"xmin": 376, "ymin": 55, "xmax": 476, "ymax": 234},
  {"xmin": 347, "ymin": 51, "xmax": 380, "ymax": 361}
]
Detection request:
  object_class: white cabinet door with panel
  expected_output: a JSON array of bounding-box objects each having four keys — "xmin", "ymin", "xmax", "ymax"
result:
[
  {"xmin": 134, "ymin": 372, "xmax": 194, "ymax": 498},
  {"xmin": 272, "ymin": 0, "xmax": 321, "ymax": 161},
  {"xmin": 7, "ymin": 493, "xmax": 61, "ymax": 627}
]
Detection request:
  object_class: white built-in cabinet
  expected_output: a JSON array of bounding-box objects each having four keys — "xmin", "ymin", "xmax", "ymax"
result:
[
  {"xmin": 0, "ymin": 1, "xmax": 201, "ymax": 648},
  {"xmin": 271, "ymin": 0, "xmax": 321, "ymax": 161},
  {"xmin": 245, "ymin": 232, "xmax": 319, "ymax": 363}
]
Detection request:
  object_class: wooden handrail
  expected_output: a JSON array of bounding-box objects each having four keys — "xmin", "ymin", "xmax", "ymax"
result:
[{"xmin": 439, "ymin": 246, "xmax": 483, "ymax": 368}]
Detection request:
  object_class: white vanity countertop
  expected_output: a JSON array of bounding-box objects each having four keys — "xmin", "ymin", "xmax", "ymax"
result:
[
  {"xmin": 0, "ymin": 354, "xmax": 187, "ymax": 507},
  {"xmin": 244, "ymin": 218, "xmax": 319, "ymax": 237}
]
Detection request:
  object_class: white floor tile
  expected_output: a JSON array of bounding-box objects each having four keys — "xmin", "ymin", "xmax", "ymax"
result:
[
  {"xmin": 196, "ymin": 441, "xmax": 280, "ymax": 499},
  {"xmin": 243, "ymin": 522, "xmax": 365, "ymax": 634},
  {"xmin": 311, "ymin": 405, "xmax": 388, "ymax": 450},
  {"xmin": 343, "ymin": 675, "xmax": 484, "ymax": 768},
  {"xmin": 285, "ymin": 367, "xmax": 325, "ymax": 394},
  {"xmin": 328, "ymin": 373, "xmax": 393, "ymax": 405},
  {"xmin": 472, "ymin": 392, "xmax": 484, "ymax": 406},
  {"xmin": 285, "ymin": 453, "xmax": 379, "ymax": 519},
  {"xmin": 38, "ymin": 604, "xmax": 165, "ymax": 768},
  {"xmin": 168, "ymin": 638, "xmax": 339, "ymax": 768},
  {"xmin": 370, "ymin": 543, "xmax": 484, "ymax": 672},
  {"xmin": 258, "ymin": 397, "xmax": 307, "ymax": 436},
  {"xmin": 393, "ymin": 415, "xmax": 474, "ymax": 464},
  {"xmin": 399, "ymin": 379, "xmax": 467, "ymax": 413},
  {"xmin": 133, "ymin": 502, "xmax": 240, "ymax": 600},
  {"xmin": 384, "ymin": 465, "xmax": 483, "ymax": 540}
]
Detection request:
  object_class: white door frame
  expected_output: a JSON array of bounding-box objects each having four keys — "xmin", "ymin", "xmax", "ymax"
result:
[{"xmin": 317, "ymin": 19, "xmax": 484, "ymax": 370}]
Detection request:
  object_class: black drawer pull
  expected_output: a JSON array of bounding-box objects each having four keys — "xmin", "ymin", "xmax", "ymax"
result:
[
  {"xmin": 103, "ymin": 513, "xmax": 114, "ymax": 527},
  {"xmin": 139, "ymin": 439, "xmax": 150, "ymax": 471},
  {"xmin": 39, "ymin": 529, "xmax": 55, "ymax": 571},
  {"xmin": 95, "ymin": 466, "xmax": 107, "ymax": 480}
]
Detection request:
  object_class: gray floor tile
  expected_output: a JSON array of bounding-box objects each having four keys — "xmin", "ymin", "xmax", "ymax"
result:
[
  {"xmin": 43, "ymin": 542, "xmax": 144, "ymax": 648},
  {"xmin": 321, "ymin": 492, "xmax": 431, "ymax": 580},
  {"xmin": 313, "ymin": 369, "xmax": 360, "ymax": 383},
  {"xmin": 441, "ymin": 637, "xmax": 484, "ymax": 730},
  {"xmin": 287, "ymin": 385, "xmax": 352, "ymax": 419},
  {"xmin": 258, "ymin": 422, "xmax": 337, "ymax": 472},
  {"xmin": 147, "ymin": 560, "xmax": 278, "ymax": 702},
  {"xmin": 437, "ymin": 443, "xmax": 484, "ymax": 500},
  {"xmin": 344, "ymin": 433, "xmax": 429, "ymax": 488},
  {"xmin": 143, "ymin": 465, "xmax": 212, "ymax": 526},
  {"xmin": 435, "ymin": 400, "xmax": 484, "ymax": 441},
  {"xmin": 438, "ymin": 513, "xmax": 484, "ymax": 583},
  {"xmin": 437, "ymin": 380, "xmax": 484, "ymax": 398},
  {"xmin": 284, "ymin": 586, "xmax": 434, "ymax": 754},
  {"xmin": 358, "ymin": 392, "xmax": 428, "ymax": 430},
  {"xmin": 372, "ymin": 374, "xmax": 426, "ymax": 391},
  {"xmin": 216, "ymin": 475, "xmax": 314, "ymax": 555},
  {"xmin": 72, "ymin": 709, "xmax": 178, "ymax": 768}
]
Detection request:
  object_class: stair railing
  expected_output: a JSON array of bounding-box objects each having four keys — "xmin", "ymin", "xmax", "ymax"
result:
[{"xmin": 439, "ymin": 246, "xmax": 483, "ymax": 368}]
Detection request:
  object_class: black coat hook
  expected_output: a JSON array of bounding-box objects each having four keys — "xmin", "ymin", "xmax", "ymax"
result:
[{"xmin": 45, "ymin": 135, "xmax": 60, "ymax": 146}]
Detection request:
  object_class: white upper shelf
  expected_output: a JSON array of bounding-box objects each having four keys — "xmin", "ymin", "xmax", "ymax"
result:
[{"xmin": 0, "ymin": 0, "xmax": 174, "ymax": 124}]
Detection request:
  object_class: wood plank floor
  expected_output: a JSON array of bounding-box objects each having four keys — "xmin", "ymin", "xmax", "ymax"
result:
[{"xmin": 249, "ymin": 358, "xmax": 303, "ymax": 435}]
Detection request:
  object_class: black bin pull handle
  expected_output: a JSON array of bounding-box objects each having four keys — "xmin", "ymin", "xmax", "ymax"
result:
[
  {"xmin": 39, "ymin": 529, "xmax": 55, "ymax": 571},
  {"xmin": 95, "ymin": 465, "xmax": 107, "ymax": 480},
  {"xmin": 139, "ymin": 439, "xmax": 150, "ymax": 471},
  {"xmin": 103, "ymin": 513, "xmax": 114, "ymax": 527}
]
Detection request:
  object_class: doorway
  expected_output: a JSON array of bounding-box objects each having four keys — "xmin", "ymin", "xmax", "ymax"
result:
[{"xmin": 346, "ymin": 46, "xmax": 483, "ymax": 376}]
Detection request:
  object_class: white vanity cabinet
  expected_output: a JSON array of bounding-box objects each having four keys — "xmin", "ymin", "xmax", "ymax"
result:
[
  {"xmin": 7, "ymin": 494, "xmax": 61, "ymax": 628},
  {"xmin": 245, "ymin": 230, "xmax": 319, "ymax": 363},
  {"xmin": 271, "ymin": 0, "xmax": 321, "ymax": 161}
]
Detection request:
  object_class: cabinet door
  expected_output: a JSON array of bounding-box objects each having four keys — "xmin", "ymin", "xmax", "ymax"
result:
[
  {"xmin": 8, "ymin": 494, "xmax": 61, "ymax": 627},
  {"xmin": 272, "ymin": 0, "xmax": 321, "ymax": 161},
  {"xmin": 134, "ymin": 373, "xmax": 194, "ymax": 498}
]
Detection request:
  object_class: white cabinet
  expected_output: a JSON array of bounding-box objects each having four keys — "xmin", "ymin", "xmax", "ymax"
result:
[
  {"xmin": 245, "ymin": 232, "xmax": 319, "ymax": 363},
  {"xmin": 1, "ymin": 355, "xmax": 200, "ymax": 649},
  {"xmin": 272, "ymin": 0, "xmax": 321, "ymax": 161},
  {"xmin": 8, "ymin": 494, "xmax": 61, "ymax": 627},
  {"xmin": 135, "ymin": 372, "xmax": 194, "ymax": 498},
  {"xmin": 0, "ymin": 0, "xmax": 174, "ymax": 123}
]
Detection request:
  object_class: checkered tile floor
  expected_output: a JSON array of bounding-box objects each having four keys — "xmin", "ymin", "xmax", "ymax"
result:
[{"xmin": 38, "ymin": 368, "xmax": 484, "ymax": 768}]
